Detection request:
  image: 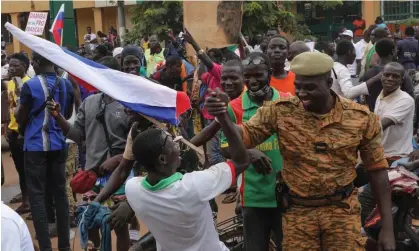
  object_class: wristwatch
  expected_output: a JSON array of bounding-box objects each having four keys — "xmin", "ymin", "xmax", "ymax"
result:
[{"xmin": 198, "ymin": 49, "xmax": 205, "ymax": 56}]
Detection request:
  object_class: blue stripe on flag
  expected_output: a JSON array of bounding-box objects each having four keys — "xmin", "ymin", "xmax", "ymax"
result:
[
  {"xmin": 119, "ymin": 100, "xmax": 178, "ymax": 124},
  {"xmin": 62, "ymin": 48, "xmax": 108, "ymax": 69}
]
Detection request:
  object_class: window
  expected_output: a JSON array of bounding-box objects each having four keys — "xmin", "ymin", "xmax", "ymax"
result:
[
  {"xmin": 382, "ymin": 1, "xmax": 419, "ymax": 22},
  {"xmin": 1, "ymin": 14, "xmax": 12, "ymax": 43}
]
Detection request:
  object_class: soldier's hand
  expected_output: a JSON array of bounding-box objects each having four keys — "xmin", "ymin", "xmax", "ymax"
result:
[
  {"xmin": 377, "ymin": 228, "xmax": 396, "ymax": 251},
  {"xmin": 248, "ymin": 149, "xmax": 272, "ymax": 175},
  {"xmin": 108, "ymin": 201, "xmax": 135, "ymax": 230},
  {"xmin": 204, "ymin": 88, "xmax": 228, "ymax": 116},
  {"xmin": 46, "ymin": 100, "xmax": 61, "ymax": 118}
]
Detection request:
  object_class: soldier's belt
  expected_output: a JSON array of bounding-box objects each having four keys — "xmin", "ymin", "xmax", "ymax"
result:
[{"xmin": 290, "ymin": 183, "xmax": 354, "ymax": 209}]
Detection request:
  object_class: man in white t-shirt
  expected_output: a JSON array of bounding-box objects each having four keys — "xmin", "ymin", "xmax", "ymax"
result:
[
  {"xmin": 1, "ymin": 202, "xmax": 35, "ymax": 251},
  {"xmin": 332, "ymin": 39, "xmax": 382, "ymax": 99},
  {"xmin": 340, "ymin": 30, "xmax": 359, "ymax": 77},
  {"xmin": 354, "ymin": 31, "xmax": 369, "ymax": 75},
  {"xmin": 125, "ymin": 104, "xmax": 252, "ymax": 251},
  {"xmin": 84, "ymin": 26, "xmax": 97, "ymax": 51},
  {"xmin": 374, "ymin": 62, "xmax": 414, "ymax": 158}
]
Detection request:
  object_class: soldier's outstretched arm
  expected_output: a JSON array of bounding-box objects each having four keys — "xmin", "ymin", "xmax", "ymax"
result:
[{"xmin": 205, "ymin": 88, "xmax": 277, "ymax": 149}]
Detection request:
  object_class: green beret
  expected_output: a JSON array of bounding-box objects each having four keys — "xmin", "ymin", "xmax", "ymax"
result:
[{"xmin": 290, "ymin": 52, "xmax": 334, "ymax": 76}]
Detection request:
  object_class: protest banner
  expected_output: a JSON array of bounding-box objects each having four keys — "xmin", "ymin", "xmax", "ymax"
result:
[{"xmin": 25, "ymin": 12, "xmax": 48, "ymax": 36}]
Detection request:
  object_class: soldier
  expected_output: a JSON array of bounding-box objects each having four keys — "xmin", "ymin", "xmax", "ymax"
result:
[{"xmin": 205, "ymin": 52, "xmax": 396, "ymax": 251}]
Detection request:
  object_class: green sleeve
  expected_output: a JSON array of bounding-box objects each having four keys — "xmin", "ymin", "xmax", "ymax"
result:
[{"xmin": 220, "ymin": 105, "xmax": 236, "ymax": 148}]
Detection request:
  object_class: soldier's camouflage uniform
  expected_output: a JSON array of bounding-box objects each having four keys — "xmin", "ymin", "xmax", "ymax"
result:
[{"xmin": 240, "ymin": 93, "xmax": 389, "ymax": 250}]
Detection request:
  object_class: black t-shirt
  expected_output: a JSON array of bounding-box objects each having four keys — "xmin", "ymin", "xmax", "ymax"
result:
[{"xmin": 361, "ymin": 65, "xmax": 414, "ymax": 112}]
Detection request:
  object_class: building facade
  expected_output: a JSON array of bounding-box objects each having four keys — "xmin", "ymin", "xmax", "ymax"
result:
[{"xmin": 1, "ymin": 0, "xmax": 138, "ymax": 55}]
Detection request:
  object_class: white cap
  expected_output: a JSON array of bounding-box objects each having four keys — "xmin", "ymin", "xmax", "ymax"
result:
[
  {"xmin": 113, "ymin": 47, "xmax": 123, "ymax": 57},
  {"xmin": 340, "ymin": 30, "xmax": 353, "ymax": 38}
]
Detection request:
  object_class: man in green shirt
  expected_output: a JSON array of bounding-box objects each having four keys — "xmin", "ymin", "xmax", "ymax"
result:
[{"xmin": 221, "ymin": 51, "xmax": 289, "ymax": 251}]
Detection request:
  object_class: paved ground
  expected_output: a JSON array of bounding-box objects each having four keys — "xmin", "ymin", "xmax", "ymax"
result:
[{"xmin": 1, "ymin": 141, "xmax": 236, "ymax": 250}]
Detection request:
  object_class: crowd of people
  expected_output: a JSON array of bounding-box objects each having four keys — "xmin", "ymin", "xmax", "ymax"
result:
[{"xmin": 1, "ymin": 18, "xmax": 419, "ymax": 251}]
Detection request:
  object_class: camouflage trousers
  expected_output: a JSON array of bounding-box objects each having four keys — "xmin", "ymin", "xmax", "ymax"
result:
[
  {"xmin": 65, "ymin": 143, "xmax": 78, "ymax": 214},
  {"xmin": 282, "ymin": 191, "xmax": 366, "ymax": 251}
]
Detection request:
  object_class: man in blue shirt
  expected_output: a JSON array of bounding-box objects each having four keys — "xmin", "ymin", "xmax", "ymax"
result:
[
  {"xmin": 15, "ymin": 52, "xmax": 74, "ymax": 251},
  {"xmin": 397, "ymin": 26, "xmax": 419, "ymax": 70}
]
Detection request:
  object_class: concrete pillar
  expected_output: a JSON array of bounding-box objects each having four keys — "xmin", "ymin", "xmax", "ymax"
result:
[
  {"xmin": 93, "ymin": 8, "xmax": 103, "ymax": 33},
  {"xmin": 10, "ymin": 13, "xmax": 21, "ymax": 53},
  {"xmin": 117, "ymin": 1, "xmax": 126, "ymax": 46},
  {"xmin": 362, "ymin": 0, "xmax": 381, "ymax": 28}
]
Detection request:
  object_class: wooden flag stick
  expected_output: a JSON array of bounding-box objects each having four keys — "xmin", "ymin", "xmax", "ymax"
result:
[{"xmin": 141, "ymin": 115, "xmax": 205, "ymax": 158}]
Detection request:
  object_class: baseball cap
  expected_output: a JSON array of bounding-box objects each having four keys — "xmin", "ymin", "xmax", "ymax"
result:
[
  {"xmin": 112, "ymin": 47, "xmax": 123, "ymax": 57},
  {"xmin": 340, "ymin": 30, "xmax": 354, "ymax": 38}
]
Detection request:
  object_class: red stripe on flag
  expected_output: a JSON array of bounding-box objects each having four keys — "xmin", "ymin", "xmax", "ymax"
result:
[
  {"xmin": 70, "ymin": 74, "xmax": 97, "ymax": 92},
  {"xmin": 175, "ymin": 91, "xmax": 191, "ymax": 118}
]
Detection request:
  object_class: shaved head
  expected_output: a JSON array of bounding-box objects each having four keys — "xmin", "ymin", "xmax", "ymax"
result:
[
  {"xmin": 288, "ymin": 41, "xmax": 311, "ymax": 62},
  {"xmin": 384, "ymin": 62, "xmax": 405, "ymax": 77}
]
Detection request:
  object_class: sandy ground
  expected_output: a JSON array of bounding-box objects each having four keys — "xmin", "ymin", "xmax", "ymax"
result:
[{"xmin": 1, "ymin": 140, "xmax": 236, "ymax": 251}]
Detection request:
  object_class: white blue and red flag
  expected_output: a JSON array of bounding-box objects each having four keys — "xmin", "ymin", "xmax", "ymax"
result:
[
  {"xmin": 49, "ymin": 4, "xmax": 65, "ymax": 46},
  {"xmin": 6, "ymin": 22, "xmax": 190, "ymax": 124}
]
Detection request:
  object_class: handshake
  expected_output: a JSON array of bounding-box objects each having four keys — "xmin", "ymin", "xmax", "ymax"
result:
[{"xmin": 204, "ymin": 88, "xmax": 230, "ymax": 118}]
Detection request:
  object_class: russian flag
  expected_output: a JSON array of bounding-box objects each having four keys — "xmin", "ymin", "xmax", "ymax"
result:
[
  {"xmin": 5, "ymin": 22, "xmax": 190, "ymax": 124},
  {"xmin": 49, "ymin": 4, "xmax": 64, "ymax": 46},
  {"xmin": 49, "ymin": 4, "xmax": 97, "ymax": 93}
]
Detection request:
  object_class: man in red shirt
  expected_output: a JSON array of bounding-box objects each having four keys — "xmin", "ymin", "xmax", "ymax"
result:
[
  {"xmin": 353, "ymin": 14, "xmax": 366, "ymax": 42},
  {"xmin": 267, "ymin": 35, "xmax": 296, "ymax": 95}
]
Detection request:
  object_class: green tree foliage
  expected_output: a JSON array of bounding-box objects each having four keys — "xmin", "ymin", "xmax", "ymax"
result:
[
  {"xmin": 124, "ymin": 1, "xmax": 183, "ymax": 44},
  {"xmin": 125, "ymin": 1, "xmax": 343, "ymax": 44},
  {"xmin": 242, "ymin": 1, "xmax": 343, "ymax": 40}
]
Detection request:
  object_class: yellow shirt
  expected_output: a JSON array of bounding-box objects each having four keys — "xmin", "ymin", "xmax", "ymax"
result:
[{"xmin": 7, "ymin": 76, "xmax": 31, "ymax": 132}]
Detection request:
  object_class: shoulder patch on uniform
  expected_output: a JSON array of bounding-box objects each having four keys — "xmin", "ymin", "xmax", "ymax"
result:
[
  {"xmin": 340, "ymin": 98, "xmax": 370, "ymax": 114},
  {"xmin": 273, "ymin": 96, "xmax": 299, "ymax": 106}
]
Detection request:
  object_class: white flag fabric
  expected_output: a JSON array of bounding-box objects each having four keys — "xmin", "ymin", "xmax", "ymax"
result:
[{"xmin": 5, "ymin": 22, "xmax": 190, "ymax": 124}]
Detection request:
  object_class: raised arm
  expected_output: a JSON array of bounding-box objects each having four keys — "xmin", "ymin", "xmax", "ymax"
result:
[
  {"xmin": 190, "ymin": 120, "xmax": 221, "ymax": 147},
  {"xmin": 339, "ymin": 70, "xmax": 382, "ymax": 99},
  {"xmin": 205, "ymin": 88, "xmax": 278, "ymax": 173},
  {"xmin": 182, "ymin": 28, "xmax": 214, "ymax": 71}
]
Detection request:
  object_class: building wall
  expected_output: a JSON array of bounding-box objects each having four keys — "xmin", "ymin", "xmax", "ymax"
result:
[
  {"xmin": 362, "ymin": 0, "xmax": 381, "ymax": 28},
  {"xmin": 102, "ymin": 7, "xmax": 118, "ymax": 34},
  {"xmin": 76, "ymin": 8, "xmax": 95, "ymax": 46},
  {"xmin": 2, "ymin": 0, "xmax": 96, "ymax": 13},
  {"xmin": 2, "ymin": 0, "xmax": 97, "ymax": 53},
  {"xmin": 1, "ymin": 1, "xmax": 49, "ymax": 14}
]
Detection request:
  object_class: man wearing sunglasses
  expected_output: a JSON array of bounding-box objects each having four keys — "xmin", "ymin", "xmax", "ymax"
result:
[
  {"xmin": 123, "ymin": 99, "xmax": 252, "ymax": 250},
  {"xmin": 205, "ymin": 52, "xmax": 395, "ymax": 251}
]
